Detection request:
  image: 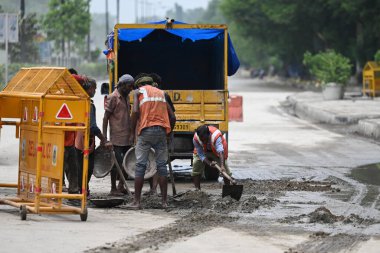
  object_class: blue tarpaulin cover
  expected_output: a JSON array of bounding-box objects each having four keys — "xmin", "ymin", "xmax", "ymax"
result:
[{"xmin": 104, "ymin": 20, "xmax": 240, "ymax": 76}]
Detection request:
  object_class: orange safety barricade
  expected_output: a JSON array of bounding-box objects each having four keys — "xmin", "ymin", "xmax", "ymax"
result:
[
  {"xmin": 0, "ymin": 67, "xmax": 90, "ymax": 221},
  {"xmin": 228, "ymin": 95, "xmax": 243, "ymax": 122}
]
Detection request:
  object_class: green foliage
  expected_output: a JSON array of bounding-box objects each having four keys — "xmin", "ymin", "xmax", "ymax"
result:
[
  {"xmin": 41, "ymin": 0, "xmax": 91, "ymax": 54},
  {"xmin": 76, "ymin": 62, "xmax": 107, "ymax": 79},
  {"xmin": 9, "ymin": 13, "xmax": 39, "ymax": 63},
  {"xmin": 220, "ymin": 0, "xmax": 380, "ymax": 73},
  {"xmin": 303, "ymin": 50, "xmax": 352, "ymax": 86},
  {"xmin": 0, "ymin": 63, "xmax": 39, "ymax": 90},
  {"xmin": 374, "ymin": 50, "xmax": 380, "ymax": 63}
]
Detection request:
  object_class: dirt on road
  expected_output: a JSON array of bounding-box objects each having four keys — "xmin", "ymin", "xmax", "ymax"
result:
[{"xmin": 87, "ymin": 178, "xmax": 378, "ymax": 253}]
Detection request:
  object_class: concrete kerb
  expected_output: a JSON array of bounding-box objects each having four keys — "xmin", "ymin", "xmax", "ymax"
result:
[{"xmin": 284, "ymin": 91, "xmax": 380, "ymax": 140}]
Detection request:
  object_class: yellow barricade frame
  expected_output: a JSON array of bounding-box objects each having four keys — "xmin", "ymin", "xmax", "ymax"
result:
[{"xmin": 0, "ymin": 67, "xmax": 90, "ymax": 221}]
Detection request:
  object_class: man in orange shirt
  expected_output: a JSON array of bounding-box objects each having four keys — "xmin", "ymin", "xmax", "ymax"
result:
[{"xmin": 129, "ymin": 76, "xmax": 176, "ymax": 209}]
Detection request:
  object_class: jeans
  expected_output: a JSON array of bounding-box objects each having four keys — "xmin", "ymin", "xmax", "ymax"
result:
[{"xmin": 135, "ymin": 126, "xmax": 168, "ymax": 177}]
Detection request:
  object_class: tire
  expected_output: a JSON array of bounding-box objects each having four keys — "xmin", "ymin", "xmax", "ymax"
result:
[
  {"xmin": 80, "ymin": 207, "xmax": 88, "ymax": 222},
  {"xmin": 20, "ymin": 205, "xmax": 27, "ymax": 221}
]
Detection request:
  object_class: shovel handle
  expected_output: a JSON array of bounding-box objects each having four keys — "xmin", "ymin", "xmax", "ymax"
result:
[
  {"xmin": 214, "ymin": 164, "xmax": 236, "ymax": 185},
  {"xmin": 111, "ymin": 151, "xmax": 132, "ymax": 195}
]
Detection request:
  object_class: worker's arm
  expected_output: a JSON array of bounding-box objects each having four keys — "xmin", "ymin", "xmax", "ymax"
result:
[
  {"xmin": 167, "ymin": 103, "xmax": 176, "ymax": 132},
  {"xmin": 102, "ymin": 111, "xmax": 111, "ymax": 141},
  {"xmin": 215, "ymin": 137, "xmax": 226, "ymax": 171},
  {"xmin": 193, "ymin": 138, "xmax": 206, "ymax": 162},
  {"xmin": 130, "ymin": 90, "xmax": 140, "ymax": 142}
]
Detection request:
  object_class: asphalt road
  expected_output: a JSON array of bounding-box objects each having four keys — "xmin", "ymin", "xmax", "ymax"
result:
[{"xmin": 1, "ymin": 77, "xmax": 380, "ymax": 252}]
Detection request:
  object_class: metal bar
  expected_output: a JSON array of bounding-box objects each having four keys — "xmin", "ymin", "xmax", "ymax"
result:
[
  {"xmin": 81, "ymin": 99, "xmax": 90, "ymax": 210},
  {"xmin": 224, "ymin": 28, "xmax": 229, "ymax": 126},
  {"xmin": 34, "ymin": 206, "xmax": 82, "ymax": 213},
  {"xmin": 34, "ymin": 98, "xmax": 44, "ymax": 212},
  {"xmin": 0, "ymin": 92, "xmax": 42, "ymax": 99},
  {"xmin": 44, "ymin": 95, "xmax": 83, "ymax": 100},
  {"xmin": 0, "ymin": 183, "xmax": 18, "ymax": 188},
  {"xmin": 5, "ymin": 13, "xmax": 8, "ymax": 84},
  {"xmin": 0, "ymin": 121, "xmax": 20, "ymax": 126},
  {"xmin": 114, "ymin": 26, "xmax": 119, "ymax": 85},
  {"xmin": 42, "ymin": 126, "xmax": 87, "ymax": 131},
  {"xmin": 39, "ymin": 193, "xmax": 83, "ymax": 199}
]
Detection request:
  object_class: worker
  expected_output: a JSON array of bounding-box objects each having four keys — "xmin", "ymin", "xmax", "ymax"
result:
[
  {"xmin": 74, "ymin": 76, "xmax": 110, "ymax": 197},
  {"xmin": 192, "ymin": 124, "xmax": 232, "ymax": 190},
  {"xmin": 102, "ymin": 74, "xmax": 134, "ymax": 196},
  {"xmin": 128, "ymin": 75, "xmax": 176, "ymax": 209},
  {"xmin": 146, "ymin": 72, "xmax": 176, "ymax": 195}
]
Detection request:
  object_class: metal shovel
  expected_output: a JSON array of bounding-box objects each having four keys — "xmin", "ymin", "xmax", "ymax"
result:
[{"xmin": 214, "ymin": 164, "xmax": 243, "ymax": 201}]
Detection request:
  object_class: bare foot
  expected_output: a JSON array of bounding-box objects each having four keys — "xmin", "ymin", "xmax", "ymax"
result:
[
  {"xmin": 109, "ymin": 189, "xmax": 124, "ymax": 196},
  {"xmin": 125, "ymin": 202, "xmax": 141, "ymax": 210}
]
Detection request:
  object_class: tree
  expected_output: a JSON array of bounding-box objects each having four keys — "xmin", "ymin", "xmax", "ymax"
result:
[
  {"xmin": 9, "ymin": 13, "xmax": 40, "ymax": 63},
  {"xmin": 220, "ymin": 0, "xmax": 380, "ymax": 76},
  {"xmin": 41, "ymin": 0, "xmax": 91, "ymax": 60}
]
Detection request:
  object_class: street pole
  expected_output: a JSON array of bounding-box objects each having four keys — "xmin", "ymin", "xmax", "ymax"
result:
[
  {"xmin": 5, "ymin": 13, "xmax": 8, "ymax": 84},
  {"xmin": 116, "ymin": 0, "xmax": 120, "ymax": 24},
  {"xmin": 135, "ymin": 0, "xmax": 138, "ymax": 23},
  {"xmin": 87, "ymin": 0, "xmax": 91, "ymax": 61},
  {"xmin": 105, "ymin": 0, "xmax": 109, "ymax": 35}
]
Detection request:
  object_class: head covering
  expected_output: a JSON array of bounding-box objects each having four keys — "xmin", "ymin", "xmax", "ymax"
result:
[
  {"xmin": 118, "ymin": 74, "xmax": 134, "ymax": 86},
  {"xmin": 135, "ymin": 76, "xmax": 153, "ymax": 87},
  {"xmin": 72, "ymin": 74, "xmax": 85, "ymax": 85}
]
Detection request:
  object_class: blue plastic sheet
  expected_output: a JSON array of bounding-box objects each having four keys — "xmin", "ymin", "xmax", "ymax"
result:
[{"xmin": 104, "ymin": 20, "xmax": 240, "ymax": 76}]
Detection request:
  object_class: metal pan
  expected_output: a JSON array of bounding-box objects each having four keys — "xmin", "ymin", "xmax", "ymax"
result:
[
  {"xmin": 123, "ymin": 147, "xmax": 157, "ymax": 179},
  {"xmin": 90, "ymin": 198, "xmax": 124, "ymax": 208},
  {"xmin": 93, "ymin": 146, "xmax": 113, "ymax": 178}
]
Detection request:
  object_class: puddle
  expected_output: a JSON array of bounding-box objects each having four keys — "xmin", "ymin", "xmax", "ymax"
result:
[{"xmin": 350, "ymin": 163, "xmax": 380, "ymax": 186}]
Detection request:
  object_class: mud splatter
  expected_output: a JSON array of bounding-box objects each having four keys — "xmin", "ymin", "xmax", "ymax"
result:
[
  {"xmin": 89, "ymin": 213, "xmax": 237, "ymax": 253},
  {"xmin": 282, "ymin": 206, "xmax": 378, "ymax": 225}
]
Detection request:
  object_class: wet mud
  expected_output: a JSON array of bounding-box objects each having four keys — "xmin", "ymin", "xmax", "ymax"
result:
[
  {"xmin": 89, "ymin": 178, "xmax": 342, "ymax": 253},
  {"xmin": 282, "ymin": 206, "xmax": 378, "ymax": 225}
]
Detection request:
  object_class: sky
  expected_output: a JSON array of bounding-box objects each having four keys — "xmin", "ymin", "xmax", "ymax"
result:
[{"xmin": 90, "ymin": 0, "xmax": 211, "ymax": 23}]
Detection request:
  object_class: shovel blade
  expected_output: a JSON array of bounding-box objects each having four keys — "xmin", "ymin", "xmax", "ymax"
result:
[{"xmin": 222, "ymin": 184, "xmax": 243, "ymax": 201}]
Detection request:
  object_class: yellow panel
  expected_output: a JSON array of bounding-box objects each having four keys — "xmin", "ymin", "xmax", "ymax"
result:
[
  {"xmin": 18, "ymin": 126, "xmax": 64, "ymax": 200},
  {"xmin": 0, "ymin": 96, "xmax": 22, "ymax": 118},
  {"xmin": 19, "ymin": 126, "xmax": 38, "ymax": 175},
  {"xmin": 175, "ymin": 104, "xmax": 201, "ymax": 120},
  {"xmin": 13, "ymin": 69, "xmax": 41, "ymax": 93},
  {"xmin": 35, "ymin": 69, "xmax": 64, "ymax": 94},
  {"xmin": 3, "ymin": 69, "xmax": 28, "ymax": 92},
  {"xmin": 43, "ymin": 99, "xmax": 88, "ymax": 123},
  {"xmin": 170, "ymin": 90, "xmax": 225, "ymax": 104},
  {"xmin": 205, "ymin": 104, "xmax": 225, "ymax": 120},
  {"xmin": 175, "ymin": 104, "xmax": 224, "ymax": 121},
  {"xmin": 40, "ymin": 129, "xmax": 64, "ymax": 179}
]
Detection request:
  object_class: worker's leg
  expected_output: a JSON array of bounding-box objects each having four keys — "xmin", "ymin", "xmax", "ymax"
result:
[
  {"xmin": 151, "ymin": 127, "xmax": 169, "ymax": 207},
  {"xmin": 191, "ymin": 154, "xmax": 205, "ymax": 190},
  {"xmin": 131, "ymin": 131, "xmax": 151, "ymax": 208}
]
